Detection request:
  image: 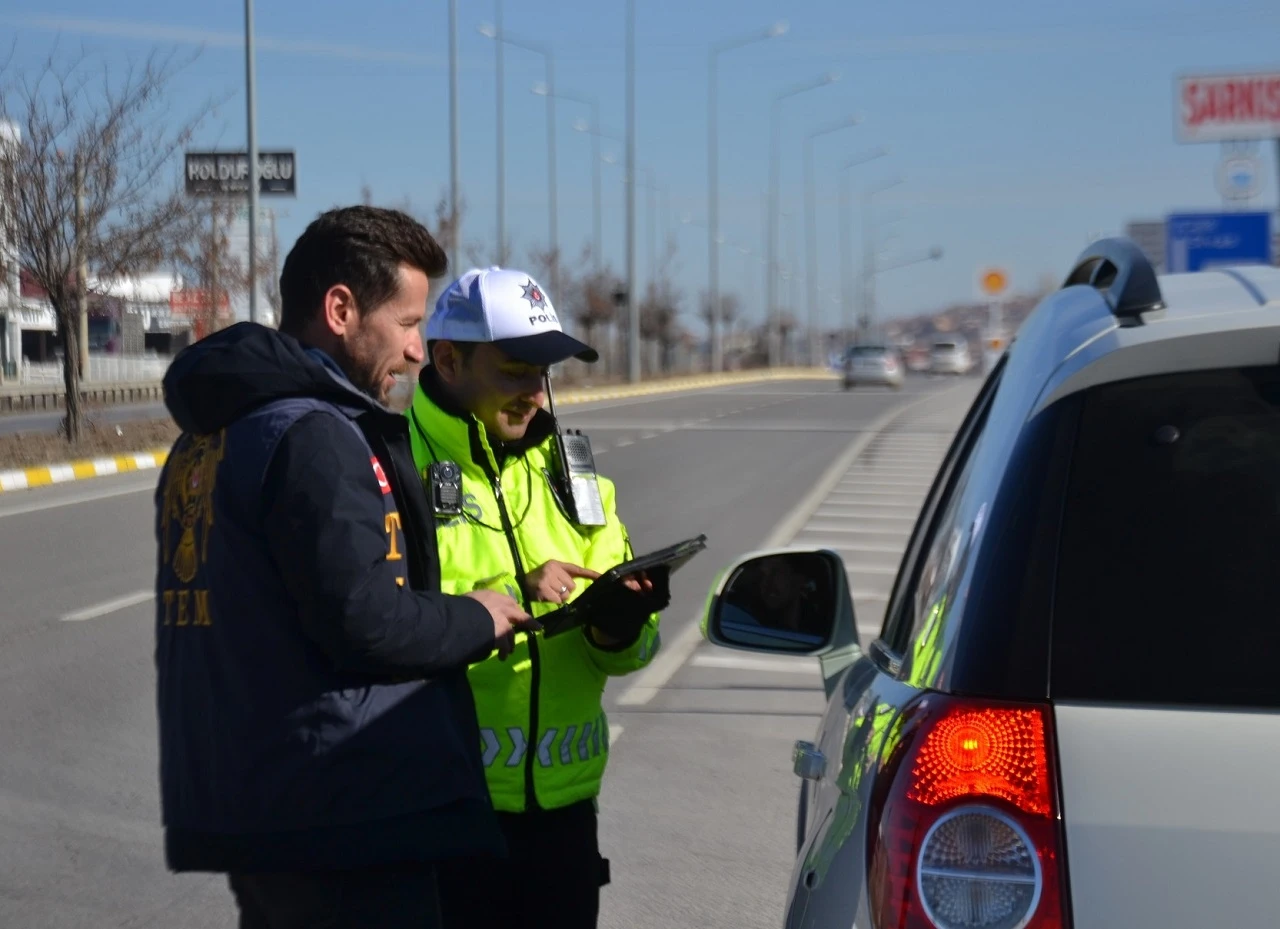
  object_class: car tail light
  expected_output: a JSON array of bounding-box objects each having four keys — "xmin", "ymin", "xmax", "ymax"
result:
[{"xmin": 867, "ymin": 695, "xmax": 1069, "ymax": 929}]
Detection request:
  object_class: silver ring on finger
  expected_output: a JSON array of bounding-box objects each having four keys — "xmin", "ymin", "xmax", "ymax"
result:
[{"xmin": 559, "ymin": 585, "xmax": 569, "ymax": 599}]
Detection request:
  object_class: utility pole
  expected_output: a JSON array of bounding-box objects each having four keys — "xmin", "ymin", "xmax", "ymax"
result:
[
  {"xmin": 625, "ymin": 0, "xmax": 639, "ymax": 383},
  {"xmin": 448, "ymin": 0, "xmax": 461, "ymax": 276},
  {"xmin": 244, "ymin": 0, "xmax": 260, "ymax": 323},
  {"xmin": 495, "ymin": 0, "xmax": 506, "ymax": 265}
]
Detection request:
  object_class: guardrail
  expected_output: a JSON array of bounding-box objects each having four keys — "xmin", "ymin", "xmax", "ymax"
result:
[
  {"xmin": 0, "ymin": 381, "xmax": 165, "ymax": 413},
  {"xmin": 0, "ymin": 365, "xmax": 840, "ymax": 416}
]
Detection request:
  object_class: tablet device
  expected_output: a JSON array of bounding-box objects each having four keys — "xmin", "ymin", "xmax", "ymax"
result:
[{"xmin": 538, "ymin": 534, "xmax": 708, "ymax": 638}]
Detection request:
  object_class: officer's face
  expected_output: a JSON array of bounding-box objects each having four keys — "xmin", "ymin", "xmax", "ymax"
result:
[
  {"xmin": 439, "ymin": 343, "xmax": 548, "ymax": 442},
  {"xmin": 333, "ymin": 264, "xmax": 428, "ymax": 404}
]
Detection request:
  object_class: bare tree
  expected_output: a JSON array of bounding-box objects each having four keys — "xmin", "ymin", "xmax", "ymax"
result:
[
  {"xmin": 0, "ymin": 45, "xmax": 216, "ymax": 441},
  {"xmin": 172, "ymin": 198, "xmax": 246, "ymax": 340},
  {"xmin": 577, "ymin": 263, "xmax": 620, "ymax": 365},
  {"xmin": 640, "ymin": 279, "xmax": 682, "ymax": 374},
  {"xmin": 260, "ymin": 213, "xmax": 283, "ymax": 325}
]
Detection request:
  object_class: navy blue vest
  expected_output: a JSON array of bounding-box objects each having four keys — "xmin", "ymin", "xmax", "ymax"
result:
[{"xmin": 155, "ymin": 396, "xmax": 499, "ymax": 872}]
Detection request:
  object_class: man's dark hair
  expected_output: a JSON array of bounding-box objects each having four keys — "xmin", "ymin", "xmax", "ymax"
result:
[
  {"xmin": 279, "ymin": 206, "xmax": 448, "ymax": 334},
  {"xmin": 426, "ymin": 339, "xmax": 478, "ymax": 367}
]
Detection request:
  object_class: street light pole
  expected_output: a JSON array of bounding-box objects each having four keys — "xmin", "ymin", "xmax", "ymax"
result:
[
  {"xmin": 861, "ymin": 176, "xmax": 904, "ymax": 336},
  {"xmin": 708, "ymin": 21, "xmax": 787, "ymax": 374},
  {"xmin": 572, "ymin": 117, "xmax": 616, "ymax": 270},
  {"xmin": 838, "ymin": 147, "xmax": 889, "ymax": 342},
  {"xmin": 626, "ymin": 0, "xmax": 639, "ymax": 383},
  {"xmin": 448, "ymin": 0, "xmax": 461, "ymax": 277},
  {"xmin": 545, "ymin": 56, "xmax": 559, "ymax": 295},
  {"xmin": 766, "ymin": 71, "xmax": 838, "ymax": 367},
  {"xmin": 495, "ymin": 0, "xmax": 506, "ymax": 264},
  {"xmin": 478, "ymin": 25, "xmax": 557, "ymax": 291},
  {"xmin": 543, "ymin": 86, "xmax": 601, "ymax": 271},
  {"xmin": 244, "ymin": 0, "xmax": 260, "ymax": 324},
  {"xmin": 803, "ymin": 116, "xmax": 859, "ymax": 366}
]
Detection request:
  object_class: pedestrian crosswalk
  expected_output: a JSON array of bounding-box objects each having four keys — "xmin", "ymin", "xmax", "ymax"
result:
[{"xmin": 785, "ymin": 387, "xmax": 976, "ymax": 641}]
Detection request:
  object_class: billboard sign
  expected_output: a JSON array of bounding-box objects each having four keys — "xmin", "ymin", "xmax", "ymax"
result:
[
  {"xmin": 1176, "ymin": 71, "xmax": 1280, "ymax": 143},
  {"xmin": 1165, "ymin": 211, "xmax": 1273, "ymax": 273},
  {"xmin": 170, "ymin": 288, "xmax": 231, "ymax": 316},
  {"xmin": 185, "ymin": 151, "xmax": 296, "ymax": 196}
]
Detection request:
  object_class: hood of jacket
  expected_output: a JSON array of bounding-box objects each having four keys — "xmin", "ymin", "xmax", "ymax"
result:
[{"xmin": 163, "ymin": 322, "xmax": 385, "ymax": 434}]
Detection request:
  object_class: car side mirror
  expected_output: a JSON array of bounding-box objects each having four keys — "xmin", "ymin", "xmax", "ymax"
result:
[{"xmin": 702, "ymin": 548, "xmax": 861, "ymax": 698}]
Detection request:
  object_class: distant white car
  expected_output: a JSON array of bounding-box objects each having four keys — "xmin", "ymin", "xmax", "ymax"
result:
[
  {"xmin": 842, "ymin": 346, "xmax": 904, "ymax": 390},
  {"xmin": 930, "ymin": 340, "xmax": 972, "ymax": 375}
]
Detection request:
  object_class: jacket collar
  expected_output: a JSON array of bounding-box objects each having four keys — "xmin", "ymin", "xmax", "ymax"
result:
[{"xmin": 411, "ymin": 367, "xmax": 556, "ymax": 473}]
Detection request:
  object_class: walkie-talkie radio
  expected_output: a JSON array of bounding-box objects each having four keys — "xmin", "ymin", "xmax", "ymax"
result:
[{"xmin": 545, "ymin": 374, "xmax": 607, "ymax": 527}]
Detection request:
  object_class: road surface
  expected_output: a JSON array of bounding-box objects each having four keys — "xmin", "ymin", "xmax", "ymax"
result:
[{"xmin": 0, "ymin": 375, "xmax": 976, "ymax": 928}]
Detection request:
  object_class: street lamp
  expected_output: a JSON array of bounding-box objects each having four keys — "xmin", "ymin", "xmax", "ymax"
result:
[
  {"xmin": 537, "ymin": 85, "xmax": 601, "ymax": 272},
  {"xmin": 803, "ymin": 115, "xmax": 859, "ymax": 366},
  {"xmin": 767, "ymin": 71, "xmax": 839, "ymax": 367},
  {"xmin": 244, "ymin": 0, "xmax": 260, "ymax": 323},
  {"xmin": 856, "ymin": 173, "xmax": 902, "ymax": 337},
  {"xmin": 479, "ymin": 23, "xmax": 558, "ymax": 294},
  {"xmin": 839, "ymin": 147, "xmax": 889, "ymax": 339},
  {"xmin": 707, "ymin": 20, "xmax": 788, "ymax": 374},
  {"xmin": 625, "ymin": 0, "xmax": 638, "ymax": 382}
]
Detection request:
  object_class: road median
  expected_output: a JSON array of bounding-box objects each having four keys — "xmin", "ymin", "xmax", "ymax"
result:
[{"xmin": 0, "ymin": 367, "xmax": 836, "ymax": 493}]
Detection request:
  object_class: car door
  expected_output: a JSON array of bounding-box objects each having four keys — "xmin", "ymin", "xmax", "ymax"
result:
[{"xmin": 786, "ymin": 364, "xmax": 1008, "ymax": 928}]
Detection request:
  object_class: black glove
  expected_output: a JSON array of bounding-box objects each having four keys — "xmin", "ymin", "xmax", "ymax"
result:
[{"xmin": 583, "ymin": 567, "xmax": 671, "ymax": 649}]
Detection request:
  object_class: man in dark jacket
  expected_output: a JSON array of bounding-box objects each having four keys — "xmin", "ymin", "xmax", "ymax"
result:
[{"xmin": 154, "ymin": 205, "xmax": 535, "ymax": 929}]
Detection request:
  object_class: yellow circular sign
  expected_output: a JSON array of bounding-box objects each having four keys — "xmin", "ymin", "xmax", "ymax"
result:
[{"xmin": 980, "ymin": 269, "xmax": 1009, "ymax": 296}]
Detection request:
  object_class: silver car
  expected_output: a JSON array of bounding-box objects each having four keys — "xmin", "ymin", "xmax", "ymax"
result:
[
  {"xmin": 702, "ymin": 239, "xmax": 1280, "ymax": 928},
  {"xmin": 929, "ymin": 339, "xmax": 973, "ymax": 375},
  {"xmin": 842, "ymin": 345, "xmax": 904, "ymax": 390}
]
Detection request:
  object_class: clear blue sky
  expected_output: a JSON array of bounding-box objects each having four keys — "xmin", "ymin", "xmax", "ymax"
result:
[{"xmin": 3, "ymin": 0, "xmax": 1279, "ymax": 329}]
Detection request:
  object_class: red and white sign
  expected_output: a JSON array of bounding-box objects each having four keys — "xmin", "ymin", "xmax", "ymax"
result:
[
  {"xmin": 370, "ymin": 457, "xmax": 391, "ymax": 495},
  {"xmin": 169, "ymin": 288, "xmax": 231, "ymax": 316},
  {"xmin": 1176, "ymin": 71, "xmax": 1280, "ymax": 144}
]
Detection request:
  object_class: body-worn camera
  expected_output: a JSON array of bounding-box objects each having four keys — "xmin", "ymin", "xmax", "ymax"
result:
[{"xmin": 429, "ymin": 461, "xmax": 464, "ymax": 517}]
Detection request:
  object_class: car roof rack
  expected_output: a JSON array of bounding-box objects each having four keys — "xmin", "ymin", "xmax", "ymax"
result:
[{"xmin": 1062, "ymin": 236, "xmax": 1166, "ymax": 325}]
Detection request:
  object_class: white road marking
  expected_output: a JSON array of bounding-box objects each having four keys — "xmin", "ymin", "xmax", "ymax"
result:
[
  {"xmin": 609, "ymin": 723, "xmax": 624, "ymax": 745},
  {"xmin": 793, "ymin": 539, "xmax": 905, "ymax": 554},
  {"xmin": 0, "ymin": 481, "xmax": 155, "ymax": 519},
  {"xmin": 690, "ymin": 653, "xmax": 820, "ymax": 675},
  {"xmin": 616, "ymin": 387, "xmax": 956, "ymax": 708},
  {"xmin": 61, "ymin": 590, "xmax": 153, "ymax": 622}
]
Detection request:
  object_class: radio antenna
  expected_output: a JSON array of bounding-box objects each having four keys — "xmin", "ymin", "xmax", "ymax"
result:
[{"xmin": 544, "ymin": 371, "xmax": 561, "ymax": 422}]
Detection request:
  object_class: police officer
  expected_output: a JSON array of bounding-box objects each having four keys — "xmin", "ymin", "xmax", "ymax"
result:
[
  {"xmin": 407, "ymin": 266, "xmax": 670, "ymax": 929},
  {"xmin": 154, "ymin": 208, "xmax": 535, "ymax": 929}
]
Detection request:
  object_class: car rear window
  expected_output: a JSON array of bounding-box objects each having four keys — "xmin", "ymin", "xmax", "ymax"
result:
[
  {"xmin": 850, "ymin": 346, "xmax": 887, "ymax": 356},
  {"xmin": 1052, "ymin": 366, "xmax": 1280, "ymax": 709}
]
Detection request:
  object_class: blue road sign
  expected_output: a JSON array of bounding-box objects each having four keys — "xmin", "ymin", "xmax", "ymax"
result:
[{"xmin": 1165, "ymin": 212, "xmax": 1272, "ymax": 273}]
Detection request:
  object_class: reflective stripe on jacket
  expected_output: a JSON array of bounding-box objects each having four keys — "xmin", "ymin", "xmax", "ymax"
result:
[{"xmin": 408, "ymin": 372, "xmax": 661, "ymax": 813}]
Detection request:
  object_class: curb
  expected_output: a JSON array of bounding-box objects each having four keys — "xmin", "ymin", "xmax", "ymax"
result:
[
  {"xmin": 553, "ymin": 366, "xmax": 836, "ymax": 405},
  {"xmin": 0, "ymin": 368, "xmax": 837, "ymax": 494},
  {"xmin": 0, "ymin": 449, "xmax": 170, "ymax": 493}
]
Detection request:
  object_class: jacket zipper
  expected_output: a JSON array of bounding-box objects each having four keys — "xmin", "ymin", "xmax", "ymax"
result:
[{"xmin": 474, "ymin": 431, "xmax": 541, "ymax": 813}]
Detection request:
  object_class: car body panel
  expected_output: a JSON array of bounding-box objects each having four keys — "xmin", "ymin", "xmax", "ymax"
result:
[{"xmin": 1055, "ymin": 703, "xmax": 1280, "ymax": 928}]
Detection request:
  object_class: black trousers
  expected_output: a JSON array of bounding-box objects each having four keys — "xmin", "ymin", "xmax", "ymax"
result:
[
  {"xmin": 228, "ymin": 865, "xmax": 442, "ymax": 929},
  {"xmin": 437, "ymin": 799, "xmax": 610, "ymax": 929}
]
